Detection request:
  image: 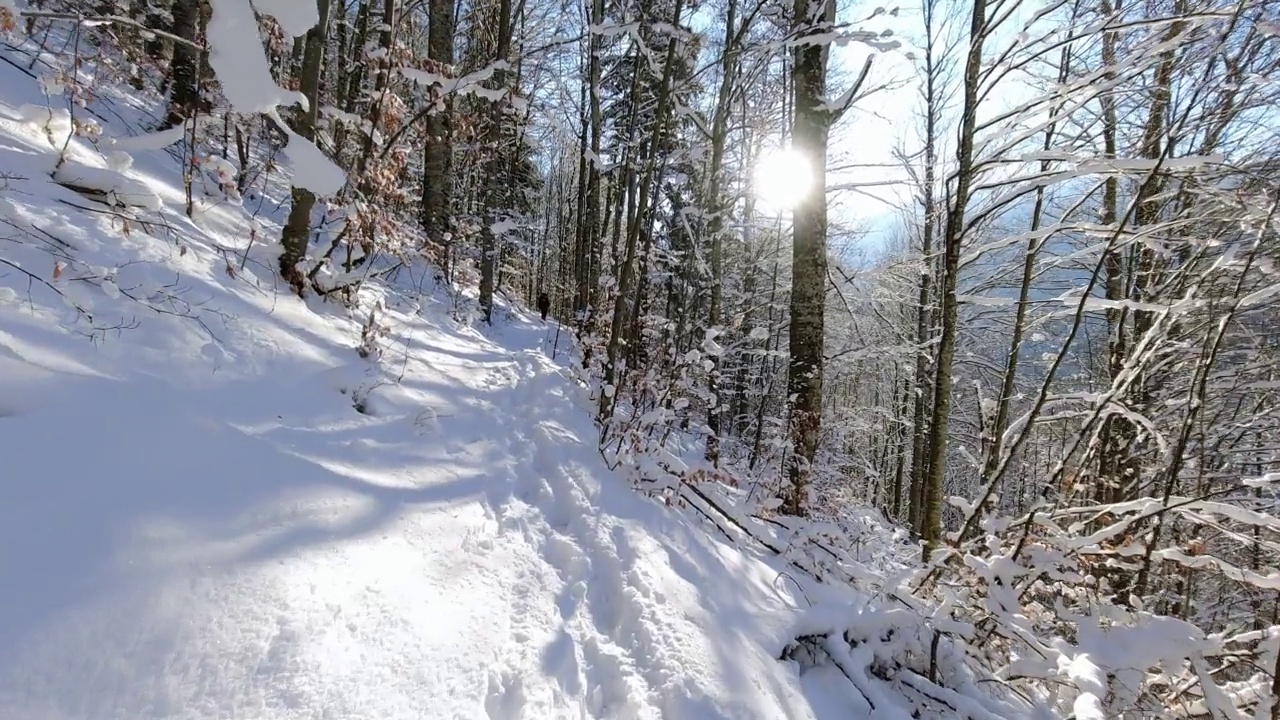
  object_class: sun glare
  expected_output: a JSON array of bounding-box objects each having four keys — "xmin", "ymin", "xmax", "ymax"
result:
[{"xmin": 753, "ymin": 147, "xmax": 813, "ymax": 213}]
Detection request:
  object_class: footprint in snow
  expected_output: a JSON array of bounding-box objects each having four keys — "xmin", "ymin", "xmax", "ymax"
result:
[{"xmin": 484, "ymin": 668, "xmax": 528, "ymax": 720}]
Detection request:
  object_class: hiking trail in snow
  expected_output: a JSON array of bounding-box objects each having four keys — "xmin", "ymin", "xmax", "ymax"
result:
[
  {"xmin": 0, "ymin": 314, "xmax": 816, "ymax": 720},
  {"xmin": 0, "ymin": 33, "xmax": 872, "ymax": 720}
]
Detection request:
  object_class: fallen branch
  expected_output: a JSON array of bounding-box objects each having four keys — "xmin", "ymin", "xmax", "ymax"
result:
[{"xmin": 780, "ymin": 633, "xmax": 876, "ymax": 711}]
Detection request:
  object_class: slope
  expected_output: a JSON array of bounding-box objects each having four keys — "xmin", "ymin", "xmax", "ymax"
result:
[
  {"xmin": 0, "ymin": 319, "xmax": 823, "ymax": 719},
  {"xmin": 0, "ymin": 36, "xmax": 875, "ymax": 720}
]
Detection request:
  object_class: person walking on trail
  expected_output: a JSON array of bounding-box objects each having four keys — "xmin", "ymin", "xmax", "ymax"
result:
[{"xmin": 536, "ymin": 292, "xmax": 551, "ymax": 322}]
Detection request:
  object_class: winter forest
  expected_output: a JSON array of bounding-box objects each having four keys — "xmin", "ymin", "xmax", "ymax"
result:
[{"xmin": 2, "ymin": 0, "xmax": 1280, "ymax": 715}]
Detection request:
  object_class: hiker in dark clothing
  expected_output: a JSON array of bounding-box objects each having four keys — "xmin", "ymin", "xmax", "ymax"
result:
[{"xmin": 536, "ymin": 292, "xmax": 551, "ymax": 321}]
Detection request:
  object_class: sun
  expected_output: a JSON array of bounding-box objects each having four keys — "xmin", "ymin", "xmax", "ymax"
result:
[{"xmin": 753, "ymin": 146, "xmax": 814, "ymax": 213}]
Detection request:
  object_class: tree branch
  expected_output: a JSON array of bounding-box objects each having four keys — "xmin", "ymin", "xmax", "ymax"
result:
[
  {"xmin": 827, "ymin": 56, "xmax": 874, "ymax": 123},
  {"xmin": 19, "ymin": 10, "xmax": 206, "ymax": 51}
]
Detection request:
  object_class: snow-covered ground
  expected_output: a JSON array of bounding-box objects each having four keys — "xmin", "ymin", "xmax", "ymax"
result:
[
  {"xmin": 0, "ymin": 38, "xmax": 926, "ymax": 720},
  {"xmin": 0, "ymin": 313, "xmax": 820, "ymax": 719}
]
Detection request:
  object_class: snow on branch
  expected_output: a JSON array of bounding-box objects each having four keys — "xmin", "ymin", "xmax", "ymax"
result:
[
  {"xmin": 205, "ymin": 0, "xmax": 305, "ymax": 114},
  {"xmin": 52, "ymin": 162, "xmax": 162, "ymax": 211},
  {"xmin": 17, "ymin": 9, "xmax": 203, "ymax": 50},
  {"xmin": 781, "ymin": 606, "xmax": 1023, "ymax": 719},
  {"xmin": 247, "ymin": 0, "xmax": 317, "ymax": 37},
  {"xmin": 205, "ymin": 0, "xmax": 344, "ymax": 196},
  {"xmin": 821, "ymin": 55, "xmax": 874, "ymax": 120}
]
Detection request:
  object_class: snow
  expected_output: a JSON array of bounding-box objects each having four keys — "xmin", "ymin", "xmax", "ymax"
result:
[
  {"xmin": 205, "ymin": 0, "xmax": 304, "ymax": 113},
  {"xmin": 0, "ymin": 305, "xmax": 845, "ymax": 717},
  {"xmin": 1060, "ymin": 653, "xmax": 1106, "ymax": 720},
  {"xmin": 0, "ymin": 40, "xmax": 919, "ymax": 720},
  {"xmin": 17, "ymin": 102, "xmax": 73, "ymax": 147},
  {"xmin": 490, "ymin": 218, "xmax": 519, "ymax": 235},
  {"xmin": 270, "ymin": 109, "xmax": 347, "ymax": 197},
  {"xmin": 52, "ymin": 161, "xmax": 163, "ymax": 210},
  {"xmin": 110, "ymin": 123, "xmax": 189, "ymax": 151},
  {"xmin": 200, "ymin": 154, "xmax": 238, "ymax": 185},
  {"xmin": 250, "ymin": 0, "xmax": 319, "ymax": 37},
  {"xmin": 205, "ymin": 0, "xmax": 345, "ymax": 196},
  {"xmin": 0, "ymin": 344, "xmax": 809, "ymax": 718}
]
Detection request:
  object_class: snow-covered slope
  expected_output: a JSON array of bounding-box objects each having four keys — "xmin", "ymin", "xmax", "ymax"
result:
[
  {"xmin": 0, "ymin": 320, "xmax": 818, "ymax": 719},
  {"xmin": 0, "ymin": 42, "xmax": 883, "ymax": 720}
]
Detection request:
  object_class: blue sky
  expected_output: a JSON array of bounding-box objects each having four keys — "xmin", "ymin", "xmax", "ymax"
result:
[{"xmin": 823, "ymin": 3, "xmax": 939, "ymax": 257}]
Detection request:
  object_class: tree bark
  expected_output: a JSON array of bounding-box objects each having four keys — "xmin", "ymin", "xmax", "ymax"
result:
[
  {"xmin": 164, "ymin": 0, "xmax": 201, "ymax": 128},
  {"xmin": 978, "ymin": 44, "xmax": 1071, "ymax": 514},
  {"xmin": 478, "ymin": 0, "xmax": 515, "ymax": 324},
  {"xmin": 577, "ymin": 0, "xmax": 605, "ymax": 325},
  {"xmin": 782, "ymin": 0, "xmax": 835, "ymax": 516},
  {"xmin": 421, "ymin": 0, "xmax": 456, "ymax": 274},
  {"xmin": 907, "ymin": 0, "xmax": 943, "ymax": 534},
  {"xmin": 278, "ymin": 0, "xmax": 330, "ymax": 295},
  {"xmin": 920, "ymin": 0, "xmax": 988, "ymax": 553},
  {"xmin": 704, "ymin": 0, "xmax": 740, "ymax": 466},
  {"xmin": 599, "ymin": 0, "xmax": 685, "ymax": 423}
]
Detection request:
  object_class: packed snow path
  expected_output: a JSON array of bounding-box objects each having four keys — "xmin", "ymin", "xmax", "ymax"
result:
[{"xmin": 0, "ymin": 316, "xmax": 816, "ymax": 720}]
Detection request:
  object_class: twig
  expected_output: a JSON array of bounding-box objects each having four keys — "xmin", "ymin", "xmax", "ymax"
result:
[
  {"xmin": 0, "ymin": 254, "xmax": 93, "ymax": 322},
  {"xmin": 18, "ymin": 10, "xmax": 205, "ymax": 51},
  {"xmin": 0, "ymin": 48, "xmax": 36, "ymax": 78}
]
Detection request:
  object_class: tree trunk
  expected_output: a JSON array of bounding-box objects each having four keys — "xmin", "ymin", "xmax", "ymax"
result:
[
  {"xmin": 164, "ymin": 0, "xmax": 201, "ymax": 128},
  {"xmin": 782, "ymin": 0, "xmax": 835, "ymax": 516},
  {"xmin": 579, "ymin": 0, "xmax": 605, "ymax": 324},
  {"xmin": 702, "ymin": 0, "xmax": 741, "ymax": 466},
  {"xmin": 921, "ymin": 0, "xmax": 988, "ymax": 553},
  {"xmin": 478, "ymin": 0, "xmax": 515, "ymax": 324},
  {"xmin": 907, "ymin": 0, "xmax": 943, "ymax": 534},
  {"xmin": 278, "ymin": 0, "xmax": 331, "ymax": 296},
  {"xmin": 599, "ymin": 0, "xmax": 685, "ymax": 423},
  {"xmin": 355, "ymin": 0, "xmax": 396, "ymax": 187},
  {"xmin": 978, "ymin": 44, "xmax": 1071, "ymax": 509},
  {"xmin": 421, "ymin": 0, "xmax": 455, "ymax": 274}
]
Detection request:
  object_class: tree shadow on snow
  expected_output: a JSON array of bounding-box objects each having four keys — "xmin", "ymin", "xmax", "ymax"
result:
[{"xmin": 0, "ymin": 370, "xmax": 517, "ymax": 655}]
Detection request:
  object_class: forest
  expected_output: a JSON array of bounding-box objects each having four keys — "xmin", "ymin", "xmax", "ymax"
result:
[{"xmin": 4, "ymin": 0, "xmax": 1280, "ymax": 715}]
